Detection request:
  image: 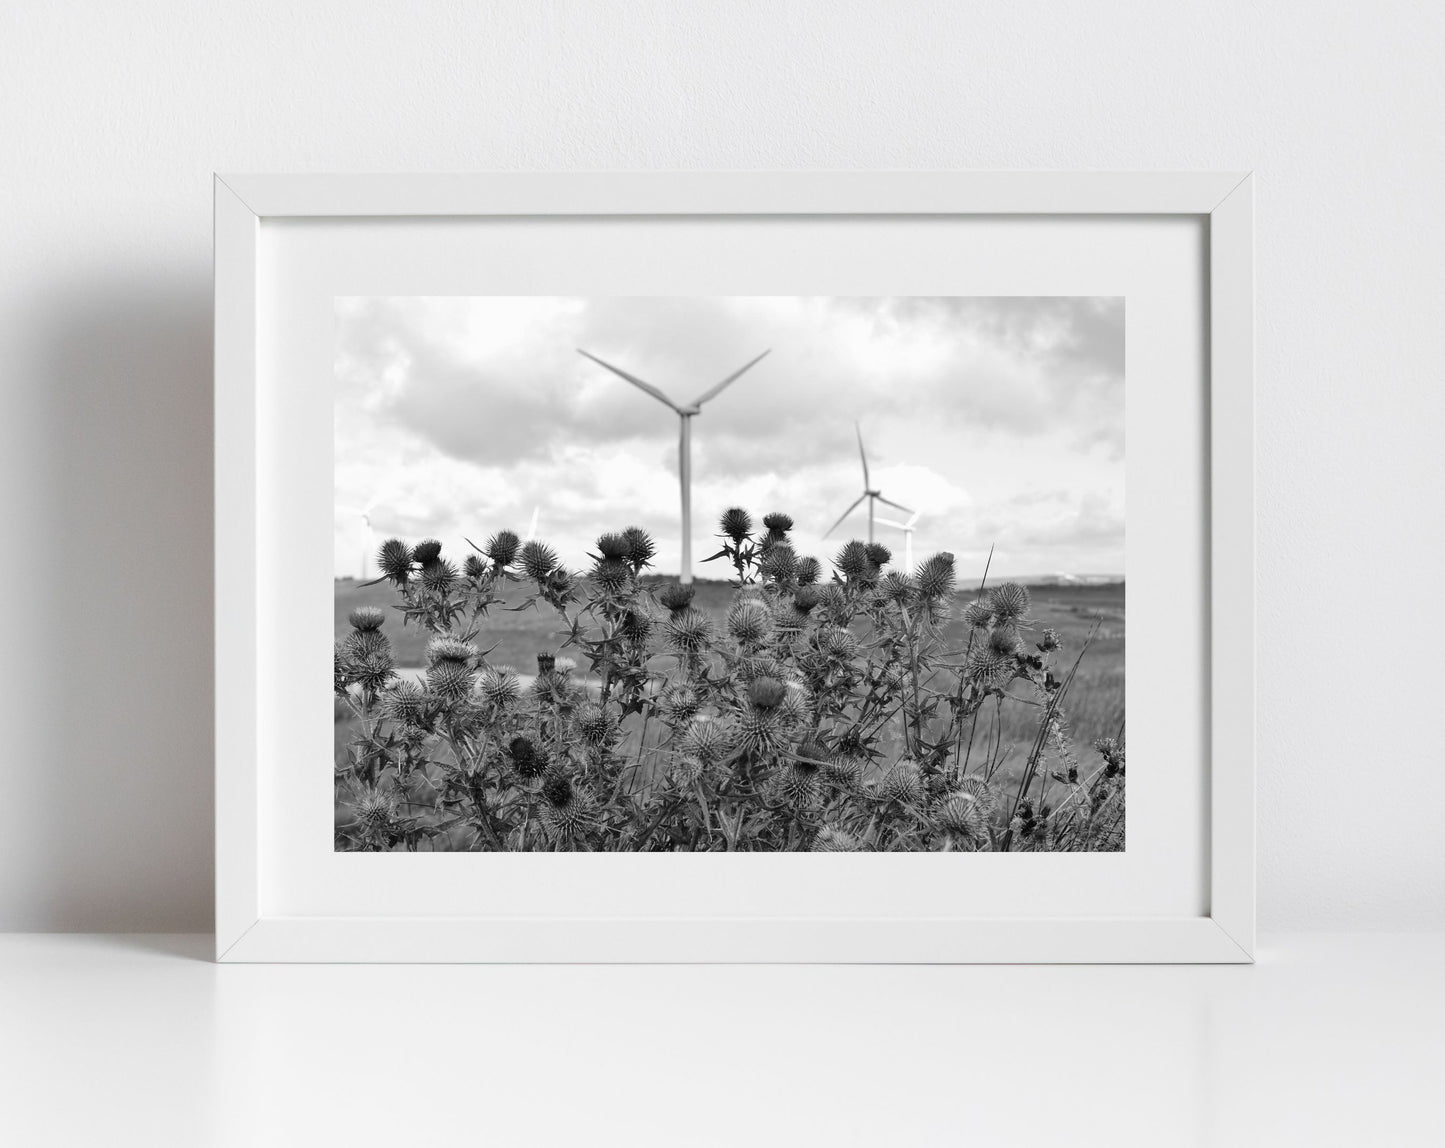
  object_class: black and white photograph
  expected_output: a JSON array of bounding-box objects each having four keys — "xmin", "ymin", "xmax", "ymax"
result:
[{"xmin": 333, "ymin": 296, "xmax": 1125, "ymax": 852}]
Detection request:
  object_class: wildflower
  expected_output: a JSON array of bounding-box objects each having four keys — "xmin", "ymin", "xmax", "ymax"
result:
[
  {"xmin": 748, "ymin": 676, "xmax": 787, "ymax": 711},
  {"xmin": 412, "ymin": 539, "xmax": 443, "ymax": 566},
  {"xmin": 576, "ymin": 703, "xmax": 618, "ymax": 747},
  {"xmin": 727, "ymin": 598, "xmax": 773, "ymax": 644},
  {"xmin": 664, "ymin": 607, "xmax": 714, "ymax": 655},
  {"xmin": 536, "ymin": 652, "xmax": 556, "ymax": 676},
  {"xmin": 793, "ymin": 585, "xmax": 822, "ymax": 613},
  {"xmin": 956, "ymin": 775, "xmax": 999, "ymax": 815},
  {"xmin": 935, "ymin": 790, "xmax": 988, "ymax": 846},
  {"xmin": 879, "ymin": 571, "xmax": 916, "ymax": 607},
  {"xmin": 426, "ymin": 659, "xmax": 474, "ymax": 700},
  {"xmin": 824, "ymin": 753, "xmax": 865, "ymax": 789},
  {"xmin": 988, "ymin": 625, "xmax": 1020, "ymax": 657},
  {"xmin": 509, "ymin": 735, "xmax": 545, "ymax": 780},
  {"xmin": 463, "ymin": 554, "xmax": 486, "ymax": 579},
  {"xmin": 796, "ymin": 556, "xmax": 822, "ymax": 585},
  {"xmin": 681, "ymin": 717, "xmax": 735, "ymax": 764},
  {"xmin": 539, "ymin": 774, "xmax": 596, "ymax": 839},
  {"xmin": 776, "ymin": 683, "xmax": 812, "ymax": 728},
  {"xmin": 812, "ymin": 825, "xmax": 864, "ymax": 852},
  {"xmin": 720, "ymin": 507, "xmax": 753, "ymax": 542},
  {"xmin": 762, "ymin": 511, "xmax": 794, "ymax": 535},
  {"xmin": 657, "ymin": 582, "xmax": 695, "ymax": 612},
  {"xmin": 621, "ymin": 526, "xmax": 656, "ymax": 570},
  {"xmin": 596, "ymin": 532, "xmax": 631, "ymax": 561},
  {"xmin": 962, "ymin": 601, "xmax": 993, "ymax": 629},
  {"xmin": 349, "ymin": 652, "xmax": 395, "ymax": 694},
  {"xmin": 880, "ymin": 758, "xmax": 923, "ymax": 804},
  {"xmin": 759, "ymin": 543, "xmax": 798, "ymax": 583},
  {"xmin": 657, "ymin": 684, "xmax": 701, "ymax": 725},
  {"xmin": 421, "ymin": 558, "xmax": 458, "ymax": 594},
  {"xmin": 916, "ymin": 553, "xmax": 956, "ymax": 601},
  {"xmin": 965, "ymin": 646, "xmax": 1013, "ymax": 687},
  {"xmin": 737, "ymin": 708, "xmax": 784, "ymax": 756},
  {"xmin": 478, "ymin": 666, "xmax": 519, "ymax": 707},
  {"xmin": 817, "ymin": 626, "xmax": 860, "ymax": 661},
  {"xmin": 988, "ymin": 581, "xmax": 1031, "ymax": 621},
  {"xmin": 835, "ymin": 540, "xmax": 871, "ymax": 578},
  {"xmin": 519, "ymin": 540, "xmax": 559, "ymax": 582},
  {"xmin": 485, "ymin": 529, "xmax": 521, "ymax": 568},
  {"xmin": 383, "ymin": 680, "xmax": 426, "ymax": 725},
  {"xmin": 774, "ymin": 758, "xmax": 821, "ymax": 807},
  {"xmin": 354, "ymin": 785, "xmax": 397, "ymax": 830},
  {"xmin": 427, "ymin": 637, "xmax": 477, "ymax": 666},
  {"xmin": 1037, "ymin": 628, "xmax": 1061, "ymax": 653},
  {"xmin": 348, "ymin": 606, "xmax": 385, "ymax": 632},
  {"xmin": 376, "ymin": 538, "xmax": 413, "ymax": 586},
  {"xmin": 344, "ymin": 627, "xmax": 389, "ymax": 662},
  {"xmin": 593, "ymin": 557, "xmax": 631, "ymax": 592},
  {"xmin": 620, "ymin": 607, "xmax": 655, "ymax": 644},
  {"xmin": 864, "ymin": 542, "xmax": 891, "ymax": 569}
]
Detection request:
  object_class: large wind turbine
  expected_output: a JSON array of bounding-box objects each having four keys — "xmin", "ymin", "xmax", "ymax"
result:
[
  {"xmin": 577, "ymin": 347, "xmax": 770, "ymax": 583},
  {"xmin": 823, "ymin": 423, "xmax": 915, "ymax": 544}
]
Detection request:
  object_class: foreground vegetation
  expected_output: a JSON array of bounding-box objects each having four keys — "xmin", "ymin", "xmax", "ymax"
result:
[{"xmin": 334, "ymin": 510, "xmax": 1125, "ymax": 851}]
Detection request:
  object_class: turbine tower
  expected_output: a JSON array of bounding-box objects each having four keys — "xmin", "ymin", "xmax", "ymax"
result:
[
  {"xmin": 823, "ymin": 423, "xmax": 914, "ymax": 544},
  {"xmin": 577, "ymin": 347, "xmax": 770, "ymax": 583}
]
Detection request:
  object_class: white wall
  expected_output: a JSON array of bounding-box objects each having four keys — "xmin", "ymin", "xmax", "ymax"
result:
[{"xmin": 3, "ymin": 1, "xmax": 1440, "ymax": 932}]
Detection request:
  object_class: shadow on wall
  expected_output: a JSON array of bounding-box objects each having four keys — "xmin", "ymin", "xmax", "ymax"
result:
[{"xmin": 25, "ymin": 278, "xmax": 214, "ymax": 930}]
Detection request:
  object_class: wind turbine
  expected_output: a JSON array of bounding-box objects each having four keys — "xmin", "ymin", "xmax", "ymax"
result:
[
  {"xmin": 823, "ymin": 423, "xmax": 915, "ymax": 544},
  {"xmin": 577, "ymin": 347, "xmax": 770, "ymax": 583},
  {"xmin": 337, "ymin": 496, "xmax": 381, "ymax": 579},
  {"xmin": 873, "ymin": 509, "xmax": 922, "ymax": 573}
]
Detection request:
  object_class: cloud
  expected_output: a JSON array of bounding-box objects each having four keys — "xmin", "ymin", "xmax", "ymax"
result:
[{"xmin": 335, "ymin": 296, "xmax": 1124, "ymax": 578}]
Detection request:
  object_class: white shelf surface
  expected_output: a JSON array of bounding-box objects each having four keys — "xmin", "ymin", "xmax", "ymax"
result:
[{"xmin": 1, "ymin": 931, "xmax": 1440, "ymax": 1146}]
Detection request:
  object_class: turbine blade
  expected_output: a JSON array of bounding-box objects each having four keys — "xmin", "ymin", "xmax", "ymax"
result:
[
  {"xmin": 823, "ymin": 493, "xmax": 868, "ymax": 538},
  {"xmin": 577, "ymin": 349, "xmax": 682, "ymax": 413},
  {"xmin": 876, "ymin": 494, "xmax": 914, "ymax": 516},
  {"xmin": 855, "ymin": 423, "xmax": 870, "ymax": 488},
  {"xmin": 690, "ymin": 349, "xmax": 771, "ymax": 407}
]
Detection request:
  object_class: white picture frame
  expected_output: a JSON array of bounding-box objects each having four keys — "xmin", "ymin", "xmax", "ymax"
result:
[{"xmin": 215, "ymin": 172, "xmax": 1254, "ymax": 963}]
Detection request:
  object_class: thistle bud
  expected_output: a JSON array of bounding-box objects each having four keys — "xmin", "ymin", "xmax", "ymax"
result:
[
  {"xmin": 376, "ymin": 538, "xmax": 413, "ymax": 585},
  {"xmin": 412, "ymin": 539, "xmax": 443, "ymax": 566},
  {"xmin": 720, "ymin": 507, "xmax": 753, "ymax": 542},
  {"xmin": 748, "ymin": 676, "xmax": 787, "ymax": 711},
  {"xmin": 657, "ymin": 582, "xmax": 695, "ymax": 612},
  {"xmin": 485, "ymin": 529, "xmax": 521, "ymax": 568},
  {"xmin": 864, "ymin": 542, "xmax": 891, "ymax": 569},
  {"xmin": 596, "ymin": 532, "xmax": 630, "ymax": 560},
  {"xmin": 348, "ymin": 606, "xmax": 385, "ymax": 632},
  {"xmin": 621, "ymin": 526, "xmax": 655, "ymax": 569},
  {"xmin": 795, "ymin": 556, "xmax": 822, "ymax": 585}
]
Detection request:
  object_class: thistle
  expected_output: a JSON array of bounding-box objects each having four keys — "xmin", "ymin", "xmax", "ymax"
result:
[
  {"xmin": 593, "ymin": 557, "xmax": 632, "ymax": 592},
  {"xmin": 463, "ymin": 554, "xmax": 487, "ymax": 579},
  {"xmin": 519, "ymin": 540, "xmax": 559, "ymax": 582},
  {"xmin": 835, "ymin": 540, "xmax": 872, "ymax": 578},
  {"xmin": 383, "ymin": 680, "xmax": 426, "ymax": 725},
  {"xmin": 817, "ymin": 626, "xmax": 860, "ymax": 661},
  {"xmin": 596, "ymin": 532, "xmax": 631, "ymax": 561},
  {"xmin": 988, "ymin": 624, "xmax": 1020, "ymax": 656},
  {"xmin": 880, "ymin": 758, "xmax": 923, "ymax": 804},
  {"xmin": 664, "ymin": 607, "xmax": 714, "ymax": 655},
  {"xmin": 344, "ymin": 627, "xmax": 389, "ymax": 662},
  {"xmin": 762, "ymin": 511, "xmax": 794, "ymax": 535},
  {"xmin": 879, "ymin": 571, "xmax": 916, "ymax": 607},
  {"xmin": 681, "ymin": 717, "xmax": 735, "ymax": 764},
  {"xmin": 1037, "ymin": 628, "xmax": 1062, "ymax": 653},
  {"xmin": 792, "ymin": 585, "xmax": 822, "ymax": 613},
  {"xmin": 412, "ymin": 539, "xmax": 443, "ymax": 566},
  {"xmin": 427, "ymin": 637, "xmax": 477, "ymax": 666},
  {"xmin": 965, "ymin": 646, "xmax": 1013, "ymax": 687},
  {"xmin": 478, "ymin": 666, "xmax": 519, "ymax": 707},
  {"xmin": 576, "ymin": 703, "xmax": 619, "ymax": 747},
  {"xmin": 935, "ymin": 790, "xmax": 988, "ymax": 847},
  {"xmin": 621, "ymin": 526, "xmax": 656, "ymax": 570},
  {"xmin": 864, "ymin": 542, "xmax": 891, "ymax": 569},
  {"xmin": 812, "ymin": 825, "xmax": 864, "ymax": 852},
  {"xmin": 759, "ymin": 543, "xmax": 798, "ymax": 583},
  {"xmin": 485, "ymin": 529, "xmax": 521, "ymax": 568},
  {"xmin": 376, "ymin": 538, "xmax": 413, "ymax": 586},
  {"xmin": 737, "ymin": 709, "xmax": 784, "ymax": 757},
  {"xmin": 727, "ymin": 598, "xmax": 774, "ymax": 645},
  {"xmin": 354, "ymin": 785, "xmax": 397, "ymax": 830},
  {"xmin": 509, "ymin": 735, "xmax": 545, "ymax": 780},
  {"xmin": 916, "ymin": 552, "xmax": 956, "ymax": 601},
  {"xmin": 348, "ymin": 651, "xmax": 395, "ymax": 694},
  {"xmin": 657, "ymin": 582, "xmax": 695, "ymax": 612},
  {"xmin": 795, "ymin": 556, "xmax": 822, "ymax": 586},
  {"xmin": 988, "ymin": 581, "xmax": 1031, "ymax": 621},
  {"xmin": 720, "ymin": 507, "xmax": 753, "ymax": 542},
  {"xmin": 421, "ymin": 557, "xmax": 459, "ymax": 594},
  {"xmin": 962, "ymin": 601, "xmax": 993, "ymax": 629},
  {"xmin": 774, "ymin": 758, "xmax": 821, "ymax": 807},
  {"xmin": 426, "ymin": 659, "xmax": 474, "ymax": 700},
  {"xmin": 348, "ymin": 606, "xmax": 386, "ymax": 632},
  {"xmin": 748, "ymin": 676, "xmax": 787, "ymax": 711},
  {"xmin": 658, "ymin": 684, "xmax": 701, "ymax": 725},
  {"xmin": 540, "ymin": 774, "xmax": 596, "ymax": 839}
]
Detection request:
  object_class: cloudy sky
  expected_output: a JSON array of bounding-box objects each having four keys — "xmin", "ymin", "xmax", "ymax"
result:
[{"xmin": 334, "ymin": 296, "xmax": 1124, "ymax": 581}]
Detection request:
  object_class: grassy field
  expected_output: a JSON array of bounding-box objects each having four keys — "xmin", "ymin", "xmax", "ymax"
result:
[{"xmin": 335, "ymin": 574, "xmax": 1125, "ymax": 787}]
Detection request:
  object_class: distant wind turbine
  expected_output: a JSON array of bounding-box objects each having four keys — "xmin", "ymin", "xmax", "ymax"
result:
[
  {"xmin": 577, "ymin": 347, "xmax": 771, "ymax": 583},
  {"xmin": 823, "ymin": 423, "xmax": 914, "ymax": 544},
  {"xmin": 337, "ymin": 496, "xmax": 381, "ymax": 579},
  {"xmin": 873, "ymin": 508, "xmax": 922, "ymax": 573}
]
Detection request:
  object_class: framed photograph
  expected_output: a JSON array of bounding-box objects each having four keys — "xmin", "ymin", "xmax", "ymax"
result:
[{"xmin": 215, "ymin": 172, "xmax": 1253, "ymax": 962}]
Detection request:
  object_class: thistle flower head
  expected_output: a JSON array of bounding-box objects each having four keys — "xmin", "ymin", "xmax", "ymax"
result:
[
  {"xmin": 880, "ymin": 758, "xmax": 923, "ymax": 804},
  {"xmin": 344, "ymin": 627, "xmax": 389, "ymax": 662},
  {"xmin": 762, "ymin": 512, "xmax": 794, "ymax": 534},
  {"xmin": 965, "ymin": 646, "xmax": 1013, "ymax": 687},
  {"xmin": 727, "ymin": 597, "xmax": 774, "ymax": 644},
  {"xmin": 463, "ymin": 554, "xmax": 486, "ymax": 579},
  {"xmin": 664, "ymin": 606, "xmax": 714, "ymax": 655},
  {"xmin": 879, "ymin": 571, "xmax": 916, "ymax": 607},
  {"xmin": 962, "ymin": 601, "xmax": 993, "ymax": 629},
  {"xmin": 988, "ymin": 624, "xmax": 1020, "ymax": 656},
  {"xmin": 412, "ymin": 539, "xmax": 443, "ymax": 566},
  {"xmin": 508, "ymin": 735, "xmax": 545, "ymax": 779},
  {"xmin": 657, "ymin": 582, "xmax": 695, "ymax": 612},
  {"xmin": 988, "ymin": 581, "xmax": 1031, "ymax": 621},
  {"xmin": 1038, "ymin": 628, "xmax": 1062, "ymax": 653},
  {"xmin": 593, "ymin": 557, "xmax": 632, "ymax": 592},
  {"xmin": 620, "ymin": 606, "xmax": 656, "ymax": 644},
  {"xmin": 795, "ymin": 556, "xmax": 822, "ymax": 586},
  {"xmin": 956, "ymin": 774, "xmax": 999, "ymax": 815},
  {"xmin": 376, "ymin": 538, "xmax": 413, "ymax": 585},
  {"xmin": 539, "ymin": 776, "xmax": 595, "ymax": 838},
  {"xmin": 818, "ymin": 626, "xmax": 860, "ymax": 661},
  {"xmin": 427, "ymin": 637, "xmax": 477, "ymax": 666},
  {"xmin": 775, "ymin": 759, "xmax": 821, "ymax": 806},
  {"xmin": 485, "ymin": 529, "xmax": 521, "ymax": 568},
  {"xmin": 935, "ymin": 790, "xmax": 988, "ymax": 845},
  {"xmin": 348, "ymin": 651, "xmax": 396, "ymax": 694},
  {"xmin": 812, "ymin": 825, "xmax": 864, "ymax": 852},
  {"xmin": 478, "ymin": 666, "xmax": 519, "ymax": 707},
  {"xmin": 576, "ymin": 703, "xmax": 618, "ymax": 747},
  {"xmin": 748, "ymin": 676, "xmax": 787, "ymax": 711},
  {"xmin": 536, "ymin": 651, "xmax": 556, "ymax": 676},
  {"xmin": 383, "ymin": 680, "xmax": 426, "ymax": 725},
  {"xmin": 657, "ymin": 683, "xmax": 701, "ymax": 726},
  {"xmin": 354, "ymin": 785, "xmax": 397, "ymax": 829},
  {"xmin": 777, "ymin": 683, "xmax": 812, "ymax": 729},
  {"xmin": 917, "ymin": 552, "xmax": 957, "ymax": 601},
  {"xmin": 426, "ymin": 659, "xmax": 475, "ymax": 700},
  {"xmin": 835, "ymin": 540, "xmax": 872, "ymax": 578},
  {"xmin": 596, "ymin": 532, "xmax": 630, "ymax": 561},
  {"xmin": 421, "ymin": 558, "xmax": 458, "ymax": 594},
  {"xmin": 759, "ymin": 542, "xmax": 798, "ymax": 583},
  {"xmin": 737, "ymin": 708, "xmax": 784, "ymax": 757},
  {"xmin": 792, "ymin": 585, "xmax": 822, "ymax": 613},
  {"xmin": 519, "ymin": 540, "xmax": 559, "ymax": 582},
  {"xmin": 348, "ymin": 606, "xmax": 386, "ymax": 632},
  {"xmin": 720, "ymin": 507, "xmax": 753, "ymax": 542},
  {"xmin": 621, "ymin": 526, "xmax": 655, "ymax": 569},
  {"xmin": 864, "ymin": 542, "xmax": 891, "ymax": 569}
]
